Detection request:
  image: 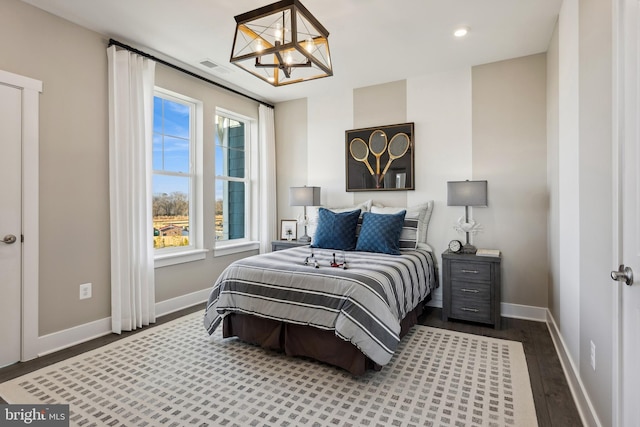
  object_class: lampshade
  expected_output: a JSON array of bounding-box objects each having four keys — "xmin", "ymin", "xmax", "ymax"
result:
[
  {"xmin": 289, "ymin": 186, "xmax": 321, "ymax": 206},
  {"xmin": 447, "ymin": 180, "xmax": 488, "ymax": 207},
  {"xmin": 230, "ymin": 0, "xmax": 332, "ymax": 87}
]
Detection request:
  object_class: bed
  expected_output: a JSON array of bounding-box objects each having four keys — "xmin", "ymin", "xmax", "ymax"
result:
[{"xmin": 203, "ymin": 243, "xmax": 438, "ymax": 375}]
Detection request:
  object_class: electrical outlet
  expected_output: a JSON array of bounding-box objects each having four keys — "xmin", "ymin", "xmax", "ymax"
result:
[
  {"xmin": 79, "ymin": 283, "xmax": 92, "ymax": 300},
  {"xmin": 590, "ymin": 340, "xmax": 596, "ymax": 371}
]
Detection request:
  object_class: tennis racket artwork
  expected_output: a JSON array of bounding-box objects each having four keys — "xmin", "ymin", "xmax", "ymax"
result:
[
  {"xmin": 349, "ymin": 137, "xmax": 374, "ymax": 175},
  {"xmin": 368, "ymin": 129, "xmax": 388, "ymax": 175},
  {"xmin": 380, "ymin": 133, "xmax": 410, "ymax": 181},
  {"xmin": 345, "ymin": 122, "xmax": 414, "ymax": 191}
]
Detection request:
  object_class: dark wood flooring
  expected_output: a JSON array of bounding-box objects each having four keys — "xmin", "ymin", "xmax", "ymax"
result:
[{"xmin": 0, "ymin": 305, "xmax": 583, "ymax": 426}]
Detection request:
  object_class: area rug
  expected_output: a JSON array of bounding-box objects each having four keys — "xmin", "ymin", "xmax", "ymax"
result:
[{"xmin": 0, "ymin": 312, "xmax": 538, "ymax": 427}]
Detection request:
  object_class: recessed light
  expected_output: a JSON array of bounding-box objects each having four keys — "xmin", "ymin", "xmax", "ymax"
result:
[{"xmin": 454, "ymin": 27, "xmax": 469, "ymax": 38}]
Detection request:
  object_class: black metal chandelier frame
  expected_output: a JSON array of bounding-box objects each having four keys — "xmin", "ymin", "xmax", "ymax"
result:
[{"xmin": 230, "ymin": 0, "xmax": 332, "ymax": 87}]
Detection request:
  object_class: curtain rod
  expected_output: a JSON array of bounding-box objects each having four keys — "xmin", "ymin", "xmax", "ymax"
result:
[{"xmin": 108, "ymin": 39, "xmax": 274, "ymax": 109}]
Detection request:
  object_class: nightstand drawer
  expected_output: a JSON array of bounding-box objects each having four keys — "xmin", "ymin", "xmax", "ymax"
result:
[
  {"xmin": 451, "ymin": 280, "xmax": 491, "ymax": 300},
  {"xmin": 450, "ymin": 299, "xmax": 492, "ymax": 323},
  {"xmin": 450, "ymin": 261, "xmax": 491, "ymax": 282},
  {"xmin": 451, "ymin": 280, "xmax": 492, "ymax": 323}
]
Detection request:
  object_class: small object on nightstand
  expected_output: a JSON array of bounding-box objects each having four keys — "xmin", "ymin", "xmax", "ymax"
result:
[
  {"xmin": 476, "ymin": 248, "xmax": 500, "ymax": 257},
  {"xmin": 448, "ymin": 239, "xmax": 462, "ymax": 253},
  {"xmin": 442, "ymin": 250, "xmax": 502, "ymax": 329}
]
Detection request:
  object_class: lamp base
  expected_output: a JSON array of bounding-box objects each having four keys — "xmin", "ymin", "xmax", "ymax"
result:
[
  {"xmin": 461, "ymin": 243, "xmax": 477, "ymax": 254},
  {"xmin": 298, "ymin": 224, "xmax": 312, "ymax": 243},
  {"xmin": 298, "ymin": 234, "xmax": 311, "ymax": 243}
]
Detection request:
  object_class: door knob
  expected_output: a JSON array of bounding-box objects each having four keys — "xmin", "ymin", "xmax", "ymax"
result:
[
  {"xmin": 611, "ymin": 264, "xmax": 634, "ymax": 286},
  {"xmin": 1, "ymin": 234, "xmax": 17, "ymax": 244}
]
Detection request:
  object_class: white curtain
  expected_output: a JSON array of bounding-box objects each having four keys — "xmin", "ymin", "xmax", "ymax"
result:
[
  {"xmin": 107, "ymin": 45, "xmax": 156, "ymax": 333},
  {"xmin": 258, "ymin": 105, "xmax": 277, "ymax": 253}
]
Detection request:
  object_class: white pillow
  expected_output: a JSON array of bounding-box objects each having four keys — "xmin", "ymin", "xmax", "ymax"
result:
[
  {"xmin": 370, "ymin": 201, "xmax": 434, "ymax": 250},
  {"xmin": 306, "ymin": 199, "xmax": 372, "ymax": 238}
]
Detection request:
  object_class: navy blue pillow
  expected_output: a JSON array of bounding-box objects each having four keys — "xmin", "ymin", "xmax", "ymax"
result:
[
  {"xmin": 312, "ymin": 208, "xmax": 361, "ymax": 250},
  {"xmin": 356, "ymin": 210, "xmax": 407, "ymax": 255}
]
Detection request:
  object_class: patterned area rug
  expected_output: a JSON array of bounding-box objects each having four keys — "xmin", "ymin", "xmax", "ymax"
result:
[{"xmin": 0, "ymin": 312, "xmax": 538, "ymax": 427}]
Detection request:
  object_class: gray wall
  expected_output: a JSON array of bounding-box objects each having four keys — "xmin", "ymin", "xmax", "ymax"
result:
[
  {"xmin": 547, "ymin": 0, "xmax": 614, "ymax": 423},
  {"xmin": 1, "ymin": 0, "xmax": 111, "ymax": 334},
  {"xmin": 353, "ymin": 80, "xmax": 408, "ymax": 208},
  {"xmin": 1, "ymin": 0, "xmax": 258, "ymax": 335},
  {"xmin": 274, "ymin": 98, "xmax": 308, "ymax": 229},
  {"xmin": 472, "ymin": 54, "xmax": 549, "ymax": 308},
  {"xmin": 275, "ymin": 59, "xmax": 548, "ymax": 310},
  {"xmin": 547, "ymin": 22, "xmax": 561, "ymax": 323},
  {"xmin": 578, "ymin": 2, "xmax": 613, "ymax": 421}
]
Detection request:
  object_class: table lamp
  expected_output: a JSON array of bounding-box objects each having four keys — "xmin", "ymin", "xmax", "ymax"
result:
[
  {"xmin": 289, "ymin": 186, "xmax": 321, "ymax": 242},
  {"xmin": 447, "ymin": 180, "xmax": 488, "ymax": 254}
]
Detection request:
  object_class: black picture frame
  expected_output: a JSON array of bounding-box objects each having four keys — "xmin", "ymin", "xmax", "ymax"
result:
[{"xmin": 345, "ymin": 122, "xmax": 415, "ymax": 191}]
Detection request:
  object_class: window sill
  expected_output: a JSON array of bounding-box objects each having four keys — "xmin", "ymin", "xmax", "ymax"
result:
[
  {"xmin": 155, "ymin": 249, "xmax": 208, "ymax": 268},
  {"xmin": 214, "ymin": 241, "xmax": 260, "ymax": 257}
]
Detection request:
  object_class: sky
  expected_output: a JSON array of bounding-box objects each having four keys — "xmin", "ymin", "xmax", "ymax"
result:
[
  {"xmin": 153, "ymin": 96, "xmax": 190, "ymax": 196},
  {"xmin": 153, "ymin": 96, "xmax": 247, "ymax": 207}
]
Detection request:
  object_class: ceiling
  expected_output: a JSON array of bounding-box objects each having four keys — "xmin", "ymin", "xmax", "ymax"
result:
[{"xmin": 20, "ymin": 0, "xmax": 563, "ymax": 105}]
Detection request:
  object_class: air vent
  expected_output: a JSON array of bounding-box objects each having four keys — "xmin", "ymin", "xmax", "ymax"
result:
[{"xmin": 200, "ymin": 59, "xmax": 218, "ymax": 68}]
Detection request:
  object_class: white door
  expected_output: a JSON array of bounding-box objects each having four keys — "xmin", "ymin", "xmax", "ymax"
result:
[
  {"xmin": 616, "ymin": 0, "xmax": 640, "ymax": 425},
  {"xmin": 0, "ymin": 82, "xmax": 23, "ymax": 368}
]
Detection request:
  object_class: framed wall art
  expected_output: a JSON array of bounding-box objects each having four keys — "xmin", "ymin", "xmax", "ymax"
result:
[{"xmin": 345, "ymin": 122, "xmax": 414, "ymax": 191}]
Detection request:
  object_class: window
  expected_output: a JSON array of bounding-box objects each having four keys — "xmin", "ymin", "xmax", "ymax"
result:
[
  {"xmin": 152, "ymin": 89, "xmax": 204, "ymax": 265},
  {"xmin": 215, "ymin": 110, "xmax": 252, "ymax": 248}
]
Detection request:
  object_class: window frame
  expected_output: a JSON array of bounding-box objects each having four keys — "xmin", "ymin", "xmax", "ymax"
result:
[
  {"xmin": 213, "ymin": 108, "xmax": 259, "ymax": 256},
  {"xmin": 153, "ymin": 87, "xmax": 206, "ymax": 267}
]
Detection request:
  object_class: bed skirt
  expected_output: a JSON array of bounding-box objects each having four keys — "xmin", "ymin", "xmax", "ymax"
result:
[{"xmin": 222, "ymin": 295, "xmax": 430, "ymax": 376}]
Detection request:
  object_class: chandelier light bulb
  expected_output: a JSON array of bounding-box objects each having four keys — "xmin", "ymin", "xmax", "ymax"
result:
[
  {"xmin": 274, "ymin": 23, "xmax": 283, "ymax": 42},
  {"xmin": 305, "ymin": 38, "xmax": 314, "ymax": 53},
  {"xmin": 255, "ymin": 39, "xmax": 264, "ymax": 52},
  {"xmin": 285, "ymin": 52, "xmax": 293, "ymax": 64}
]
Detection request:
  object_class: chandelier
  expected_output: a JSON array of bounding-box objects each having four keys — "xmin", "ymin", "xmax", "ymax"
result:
[{"xmin": 230, "ymin": 0, "xmax": 332, "ymax": 87}]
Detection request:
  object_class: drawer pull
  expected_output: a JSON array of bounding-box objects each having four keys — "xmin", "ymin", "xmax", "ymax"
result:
[
  {"xmin": 460, "ymin": 307, "xmax": 480, "ymax": 313},
  {"xmin": 461, "ymin": 288, "xmax": 479, "ymax": 293},
  {"xmin": 461, "ymin": 269, "xmax": 479, "ymax": 274}
]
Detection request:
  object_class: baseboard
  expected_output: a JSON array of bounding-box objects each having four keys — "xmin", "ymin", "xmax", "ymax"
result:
[
  {"xmin": 428, "ymin": 300, "xmax": 548, "ymax": 323},
  {"xmin": 501, "ymin": 302, "xmax": 547, "ymax": 322},
  {"xmin": 155, "ymin": 288, "xmax": 209, "ymax": 317},
  {"xmin": 546, "ymin": 310, "xmax": 601, "ymax": 427},
  {"xmin": 36, "ymin": 316, "xmax": 112, "ymax": 358},
  {"xmin": 34, "ymin": 289, "xmax": 211, "ymax": 360}
]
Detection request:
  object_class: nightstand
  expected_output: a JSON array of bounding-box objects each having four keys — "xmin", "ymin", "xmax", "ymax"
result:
[
  {"xmin": 271, "ymin": 240, "xmax": 309, "ymax": 252},
  {"xmin": 442, "ymin": 250, "xmax": 502, "ymax": 329}
]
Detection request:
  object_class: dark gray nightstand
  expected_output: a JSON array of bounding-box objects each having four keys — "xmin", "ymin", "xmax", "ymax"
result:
[
  {"xmin": 442, "ymin": 250, "xmax": 502, "ymax": 329},
  {"xmin": 271, "ymin": 240, "xmax": 309, "ymax": 252}
]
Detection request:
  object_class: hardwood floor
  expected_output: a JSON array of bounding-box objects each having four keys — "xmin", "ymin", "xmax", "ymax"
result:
[{"xmin": 0, "ymin": 305, "xmax": 583, "ymax": 426}]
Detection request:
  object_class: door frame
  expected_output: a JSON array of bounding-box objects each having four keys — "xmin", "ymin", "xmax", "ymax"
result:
[
  {"xmin": 0, "ymin": 70, "xmax": 42, "ymax": 361},
  {"xmin": 611, "ymin": 0, "xmax": 639, "ymax": 424}
]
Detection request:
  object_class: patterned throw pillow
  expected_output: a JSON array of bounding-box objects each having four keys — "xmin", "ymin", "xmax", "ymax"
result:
[
  {"xmin": 356, "ymin": 210, "xmax": 407, "ymax": 255},
  {"xmin": 306, "ymin": 200, "xmax": 372, "ymax": 238},
  {"xmin": 371, "ymin": 202, "xmax": 433, "ymax": 250},
  {"xmin": 311, "ymin": 208, "xmax": 361, "ymax": 250},
  {"xmin": 399, "ymin": 218, "xmax": 419, "ymax": 249}
]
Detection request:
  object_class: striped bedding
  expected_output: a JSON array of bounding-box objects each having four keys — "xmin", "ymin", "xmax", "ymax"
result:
[{"xmin": 203, "ymin": 246, "xmax": 437, "ymax": 366}]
